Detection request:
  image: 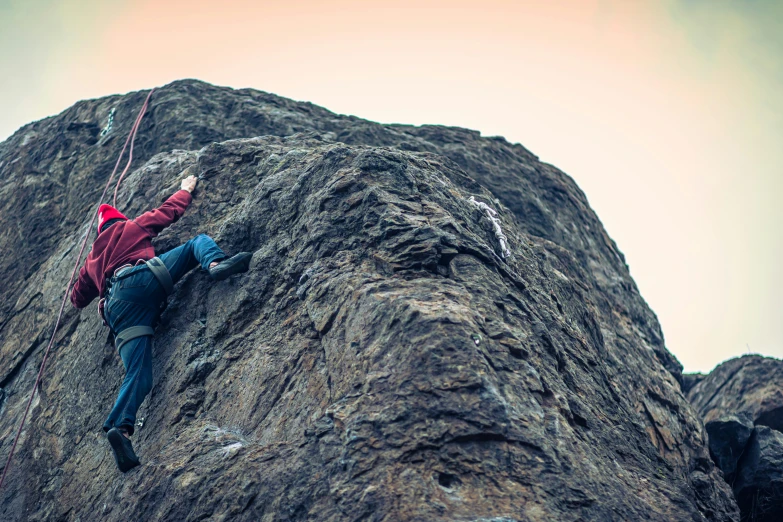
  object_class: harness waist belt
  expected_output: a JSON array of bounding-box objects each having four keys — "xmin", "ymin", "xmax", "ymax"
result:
[
  {"xmin": 108, "ymin": 257, "xmax": 173, "ymax": 294},
  {"xmin": 115, "ymin": 325, "xmax": 154, "ymax": 352}
]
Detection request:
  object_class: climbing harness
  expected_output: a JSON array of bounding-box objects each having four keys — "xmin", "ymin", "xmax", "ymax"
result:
[
  {"xmin": 99, "ymin": 256, "xmax": 173, "ymax": 352},
  {"xmin": 467, "ymin": 196, "xmax": 512, "ymax": 258},
  {"xmin": 114, "ymin": 326, "xmax": 155, "ymax": 353},
  {"xmin": 145, "ymin": 257, "xmax": 174, "ymax": 296},
  {"xmin": 107, "ymin": 256, "xmax": 173, "ymax": 351},
  {"xmin": 108, "ymin": 257, "xmax": 173, "ymax": 297},
  {"xmin": 0, "ymin": 89, "xmax": 156, "ymax": 491},
  {"xmin": 98, "ymin": 260, "xmax": 145, "ymax": 326}
]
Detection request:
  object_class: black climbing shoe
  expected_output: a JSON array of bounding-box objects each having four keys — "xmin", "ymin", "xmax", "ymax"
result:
[
  {"xmin": 107, "ymin": 428, "xmax": 140, "ymax": 473},
  {"xmin": 209, "ymin": 252, "xmax": 252, "ymax": 281}
]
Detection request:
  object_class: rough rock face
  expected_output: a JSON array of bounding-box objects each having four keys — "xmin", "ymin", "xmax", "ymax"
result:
[
  {"xmin": 704, "ymin": 414, "xmax": 754, "ymax": 478},
  {"xmin": 687, "ymin": 355, "xmax": 783, "ymax": 521},
  {"xmin": 688, "ymin": 355, "xmax": 783, "ymax": 432},
  {"xmin": 682, "ymin": 373, "xmax": 706, "ymax": 395},
  {"xmin": 733, "ymin": 427, "xmax": 783, "ymax": 522},
  {"xmin": 0, "ymin": 80, "xmax": 737, "ymax": 521}
]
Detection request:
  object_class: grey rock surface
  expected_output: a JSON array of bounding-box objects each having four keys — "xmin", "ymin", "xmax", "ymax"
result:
[
  {"xmin": 704, "ymin": 414, "xmax": 754, "ymax": 478},
  {"xmin": 687, "ymin": 355, "xmax": 783, "ymax": 521},
  {"xmin": 688, "ymin": 355, "xmax": 783, "ymax": 431},
  {"xmin": 682, "ymin": 373, "xmax": 706, "ymax": 395},
  {"xmin": 733, "ymin": 427, "xmax": 783, "ymax": 522},
  {"xmin": 0, "ymin": 80, "xmax": 737, "ymax": 520}
]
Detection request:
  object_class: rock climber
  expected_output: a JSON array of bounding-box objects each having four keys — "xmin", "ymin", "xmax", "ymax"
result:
[{"xmin": 70, "ymin": 173, "xmax": 252, "ymax": 472}]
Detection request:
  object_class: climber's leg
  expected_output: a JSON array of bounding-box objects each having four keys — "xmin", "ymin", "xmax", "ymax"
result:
[
  {"xmin": 101, "ymin": 277, "xmax": 159, "ymax": 440},
  {"xmin": 104, "ymin": 333, "xmax": 149, "ymax": 471},
  {"xmin": 160, "ymin": 234, "xmax": 252, "ymax": 283},
  {"xmin": 107, "ymin": 426, "xmax": 140, "ymax": 473},
  {"xmin": 159, "ymin": 234, "xmax": 227, "ymax": 285},
  {"xmin": 102, "ymin": 334, "xmax": 153, "ymax": 436}
]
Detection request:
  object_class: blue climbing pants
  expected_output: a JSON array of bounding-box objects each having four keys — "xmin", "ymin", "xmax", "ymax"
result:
[{"xmin": 102, "ymin": 234, "xmax": 225, "ymax": 435}]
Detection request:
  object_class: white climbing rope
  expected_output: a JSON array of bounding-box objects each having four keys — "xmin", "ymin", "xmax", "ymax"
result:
[{"xmin": 468, "ymin": 196, "xmax": 512, "ymax": 259}]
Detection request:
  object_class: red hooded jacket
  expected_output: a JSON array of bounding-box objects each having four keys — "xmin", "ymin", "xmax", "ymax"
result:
[{"xmin": 70, "ymin": 190, "xmax": 193, "ymax": 309}]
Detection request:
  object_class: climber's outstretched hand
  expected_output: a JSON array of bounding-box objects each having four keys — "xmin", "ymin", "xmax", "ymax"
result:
[{"xmin": 181, "ymin": 175, "xmax": 198, "ymax": 193}]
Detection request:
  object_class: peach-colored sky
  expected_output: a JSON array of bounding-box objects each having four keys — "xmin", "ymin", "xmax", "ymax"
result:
[{"xmin": 1, "ymin": 0, "xmax": 781, "ymax": 372}]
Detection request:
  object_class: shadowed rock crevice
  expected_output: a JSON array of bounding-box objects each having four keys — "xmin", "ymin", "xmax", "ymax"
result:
[{"xmin": 0, "ymin": 80, "xmax": 737, "ymax": 521}]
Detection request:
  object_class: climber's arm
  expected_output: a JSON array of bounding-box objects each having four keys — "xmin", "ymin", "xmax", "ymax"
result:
[
  {"xmin": 133, "ymin": 176, "xmax": 196, "ymax": 237},
  {"xmin": 71, "ymin": 265, "xmax": 99, "ymax": 309}
]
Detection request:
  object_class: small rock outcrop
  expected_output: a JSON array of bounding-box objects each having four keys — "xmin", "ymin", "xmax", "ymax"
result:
[
  {"xmin": 682, "ymin": 372, "xmax": 706, "ymax": 395},
  {"xmin": 705, "ymin": 414, "xmax": 755, "ymax": 480},
  {"xmin": 688, "ymin": 355, "xmax": 783, "ymax": 432},
  {"xmin": 0, "ymin": 80, "xmax": 738, "ymax": 520},
  {"xmin": 733, "ymin": 426, "xmax": 783, "ymax": 522},
  {"xmin": 688, "ymin": 355, "xmax": 783, "ymax": 521}
]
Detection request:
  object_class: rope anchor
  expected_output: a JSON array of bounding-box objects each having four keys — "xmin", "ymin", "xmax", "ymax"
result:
[{"xmin": 467, "ymin": 196, "xmax": 512, "ymax": 259}]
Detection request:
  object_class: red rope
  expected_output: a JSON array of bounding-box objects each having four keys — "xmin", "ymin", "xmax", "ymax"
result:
[
  {"xmin": 112, "ymin": 91, "xmax": 151, "ymax": 207},
  {"xmin": 0, "ymin": 88, "xmax": 155, "ymax": 490}
]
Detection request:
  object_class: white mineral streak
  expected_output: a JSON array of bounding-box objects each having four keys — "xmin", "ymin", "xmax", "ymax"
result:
[
  {"xmin": 221, "ymin": 442, "xmax": 244, "ymax": 458},
  {"xmin": 468, "ymin": 196, "xmax": 512, "ymax": 259}
]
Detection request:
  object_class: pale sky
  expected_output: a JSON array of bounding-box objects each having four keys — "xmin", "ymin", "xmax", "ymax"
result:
[{"xmin": 1, "ymin": 0, "xmax": 780, "ymax": 373}]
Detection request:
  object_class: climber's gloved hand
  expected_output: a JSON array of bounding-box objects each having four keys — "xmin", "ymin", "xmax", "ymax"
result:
[{"xmin": 181, "ymin": 175, "xmax": 198, "ymax": 193}]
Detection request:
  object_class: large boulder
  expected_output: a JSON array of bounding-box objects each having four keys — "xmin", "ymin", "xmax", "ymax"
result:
[
  {"xmin": 733, "ymin": 427, "xmax": 783, "ymax": 522},
  {"xmin": 0, "ymin": 80, "xmax": 737, "ymax": 520},
  {"xmin": 704, "ymin": 414, "xmax": 754, "ymax": 478},
  {"xmin": 687, "ymin": 355, "xmax": 783, "ymax": 521},
  {"xmin": 688, "ymin": 355, "xmax": 783, "ymax": 431}
]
